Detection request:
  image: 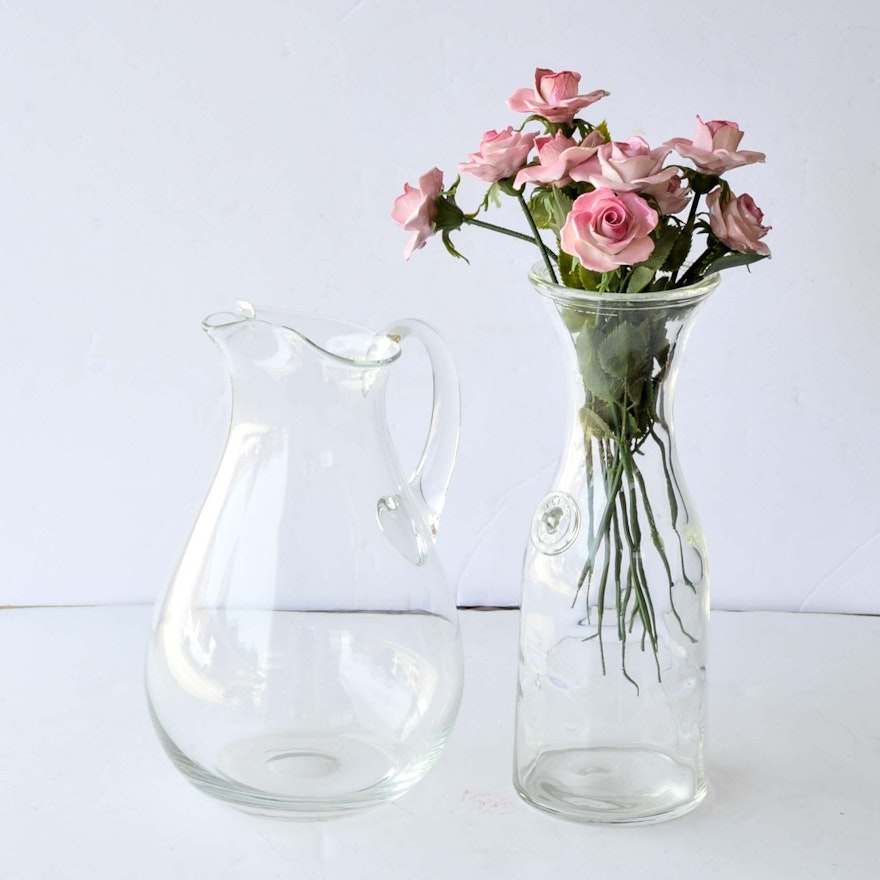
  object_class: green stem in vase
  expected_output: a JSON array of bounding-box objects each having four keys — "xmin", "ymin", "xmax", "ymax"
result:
[
  {"xmin": 611, "ymin": 503, "xmax": 624, "ymax": 644},
  {"xmin": 594, "ymin": 508, "xmax": 612, "ymax": 676},
  {"xmin": 650, "ymin": 426, "xmax": 701, "ymax": 592},
  {"xmin": 516, "ymin": 191, "xmax": 558, "ymax": 284},
  {"xmin": 573, "ymin": 439, "xmax": 622, "ymax": 608},
  {"xmin": 632, "ymin": 457, "xmax": 697, "ymax": 644},
  {"xmin": 618, "ymin": 457, "xmax": 654, "ymax": 644}
]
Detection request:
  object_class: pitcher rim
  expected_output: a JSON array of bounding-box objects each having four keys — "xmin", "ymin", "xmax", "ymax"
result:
[
  {"xmin": 528, "ymin": 262, "xmax": 720, "ymax": 309},
  {"xmin": 202, "ymin": 302, "xmax": 402, "ymax": 368}
]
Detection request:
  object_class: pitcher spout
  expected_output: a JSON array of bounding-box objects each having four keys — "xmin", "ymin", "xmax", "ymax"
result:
[
  {"xmin": 202, "ymin": 300, "xmax": 401, "ymax": 372},
  {"xmin": 202, "ymin": 300, "xmax": 257, "ymax": 341}
]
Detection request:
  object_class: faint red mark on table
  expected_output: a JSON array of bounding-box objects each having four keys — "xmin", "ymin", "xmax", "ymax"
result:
[{"xmin": 461, "ymin": 789, "xmax": 515, "ymax": 813}]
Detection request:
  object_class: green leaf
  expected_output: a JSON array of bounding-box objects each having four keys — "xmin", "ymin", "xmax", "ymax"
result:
[
  {"xmin": 576, "ymin": 262, "xmax": 601, "ymax": 291},
  {"xmin": 579, "ymin": 405, "xmax": 613, "ymax": 439},
  {"xmin": 626, "ymin": 264, "xmax": 656, "ymax": 293},
  {"xmin": 644, "ymin": 314, "xmax": 671, "ymax": 363},
  {"xmin": 523, "ymin": 186, "xmax": 571, "ymax": 242},
  {"xmin": 703, "ymin": 252, "xmax": 768, "ymax": 275},
  {"xmin": 642, "ymin": 223, "xmax": 679, "ymax": 271},
  {"xmin": 560, "ymin": 305, "xmax": 591, "ymax": 333},
  {"xmin": 577, "ymin": 331, "xmax": 624, "ymax": 403},
  {"xmin": 442, "ymin": 175, "xmax": 462, "ymax": 198},
  {"xmin": 441, "ymin": 230, "xmax": 469, "ymax": 262},
  {"xmin": 582, "ymin": 361, "xmax": 625, "ymax": 403},
  {"xmin": 550, "ymin": 187, "xmax": 573, "ymax": 229},
  {"xmin": 595, "ymin": 120, "xmax": 611, "ymax": 143},
  {"xmin": 598, "ymin": 321, "xmax": 651, "ymax": 381},
  {"xmin": 559, "ymin": 249, "xmax": 601, "ymax": 290},
  {"xmin": 522, "ymin": 114, "xmax": 559, "ymax": 135},
  {"xmin": 662, "ymin": 227, "xmax": 693, "ymax": 275},
  {"xmin": 558, "ymin": 250, "xmax": 583, "ymax": 288},
  {"xmin": 528, "ymin": 189, "xmax": 556, "ymax": 230},
  {"xmin": 479, "ymin": 183, "xmax": 503, "ymax": 212}
]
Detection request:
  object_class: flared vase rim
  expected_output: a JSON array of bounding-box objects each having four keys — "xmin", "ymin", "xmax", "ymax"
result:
[
  {"xmin": 201, "ymin": 300, "xmax": 402, "ymax": 368},
  {"xmin": 528, "ymin": 262, "xmax": 720, "ymax": 309}
]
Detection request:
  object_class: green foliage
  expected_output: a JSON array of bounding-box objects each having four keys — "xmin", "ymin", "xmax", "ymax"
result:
[
  {"xmin": 441, "ymin": 230, "xmax": 468, "ymax": 262},
  {"xmin": 529, "ymin": 187, "xmax": 574, "ymax": 234},
  {"xmin": 579, "ymin": 404, "xmax": 613, "ymax": 439},
  {"xmin": 577, "ymin": 330, "xmax": 625, "ymax": 403},
  {"xmin": 662, "ymin": 226, "xmax": 693, "ymax": 276},
  {"xmin": 577, "ymin": 263, "xmax": 601, "ymax": 291},
  {"xmin": 551, "ymin": 188, "xmax": 574, "ymax": 228},
  {"xmin": 703, "ymin": 252, "xmax": 767, "ymax": 275},
  {"xmin": 479, "ymin": 183, "xmax": 503, "ymax": 212},
  {"xmin": 557, "ymin": 250, "xmax": 579, "ymax": 287},
  {"xmin": 433, "ymin": 196, "xmax": 465, "ymax": 232},
  {"xmin": 643, "ymin": 222, "xmax": 679, "ymax": 271},
  {"xmin": 684, "ymin": 170, "xmax": 721, "ymax": 196},
  {"xmin": 569, "ymin": 310, "xmax": 671, "ymax": 444},
  {"xmin": 598, "ymin": 321, "xmax": 651, "ymax": 402},
  {"xmin": 626, "ymin": 265, "xmax": 656, "ymax": 293},
  {"xmin": 528, "ymin": 189, "xmax": 556, "ymax": 230}
]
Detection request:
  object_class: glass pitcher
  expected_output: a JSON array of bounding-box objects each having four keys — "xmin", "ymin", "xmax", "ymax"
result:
[{"xmin": 145, "ymin": 302, "xmax": 463, "ymax": 819}]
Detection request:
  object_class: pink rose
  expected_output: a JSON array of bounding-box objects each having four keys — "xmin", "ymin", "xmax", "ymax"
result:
[
  {"xmin": 575, "ymin": 136, "xmax": 677, "ymax": 193},
  {"xmin": 666, "ymin": 116, "xmax": 766, "ymax": 175},
  {"xmin": 561, "ymin": 188, "xmax": 659, "ymax": 272},
  {"xmin": 643, "ymin": 174, "xmax": 692, "ymax": 215},
  {"xmin": 706, "ymin": 188, "xmax": 771, "ymax": 257},
  {"xmin": 391, "ymin": 167, "xmax": 444, "ymax": 259},
  {"xmin": 507, "ymin": 67, "xmax": 609, "ymax": 124},
  {"xmin": 459, "ymin": 127, "xmax": 537, "ymax": 183},
  {"xmin": 513, "ymin": 129, "xmax": 604, "ymax": 189}
]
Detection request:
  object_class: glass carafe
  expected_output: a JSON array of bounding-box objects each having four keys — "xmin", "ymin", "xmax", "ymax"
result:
[
  {"xmin": 514, "ymin": 268, "xmax": 718, "ymax": 824},
  {"xmin": 146, "ymin": 302, "xmax": 463, "ymax": 819}
]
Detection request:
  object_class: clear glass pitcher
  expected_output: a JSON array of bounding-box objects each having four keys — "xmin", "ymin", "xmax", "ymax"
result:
[{"xmin": 145, "ymin": 302, "xmax": 463, "ymax": 818}]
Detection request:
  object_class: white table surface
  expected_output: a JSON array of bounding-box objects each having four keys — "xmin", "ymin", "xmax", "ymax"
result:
[{"xmin": 1, "ymin": 606, "xmax": 878, "ymax": 879}]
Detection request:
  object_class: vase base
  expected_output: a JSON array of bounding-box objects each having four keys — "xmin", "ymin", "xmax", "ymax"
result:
[
  {"xmin": 515, "ymin": 747, "xmax": 706, "ymax": 825},
  {"xmin": 152, "ymin": 721, "xmax": 446, "ymax": 820}
]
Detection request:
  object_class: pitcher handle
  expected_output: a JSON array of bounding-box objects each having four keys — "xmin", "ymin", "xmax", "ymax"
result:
[{"xmin": 384, "ymin": 319, "xmax": 461, "ymax": 540}]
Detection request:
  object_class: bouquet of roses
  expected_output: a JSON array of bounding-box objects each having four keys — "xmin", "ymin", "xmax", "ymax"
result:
[
  {"xmin": 393, "ymin": 67, "xmax": 769, "ymax": 290},
  {"xmin": 393, "ymin": 68, "xmax": 770, "ymax": 683}
]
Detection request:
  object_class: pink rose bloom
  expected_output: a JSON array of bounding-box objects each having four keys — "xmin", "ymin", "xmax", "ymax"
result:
[
  {"xmin": 574, "ymin": 136, "xmax": 677, "ymax": 193},
  {"xmin": 459, "ymin": 127, "xmax": 537, "ymax": 183},
  {"xmin": 507, "ymin": 68, "xmax": 609, "ymax": 124},
  {"xmin": 643, "ymin": 174, "xmax": 692, "ymax": 215},
  {"xmin": 513, "ymin": 129, "xmax": 604, "ymax": 189},
  {"xmin": 391, "ymin": 167, "xmax": 444, "ymax": 259},
  {"xmin": 666, "ymin": 116, "xmax": 766, "ymax": 175},
  {"xmin": 561, "ymin": 188, "xmax": 659, "ymax": 272},
  {"xmin": 706, "ymin": 188, "xmax": 771, "ymax": 257}
]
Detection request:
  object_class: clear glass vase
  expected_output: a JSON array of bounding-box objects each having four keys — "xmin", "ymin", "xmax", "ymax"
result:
[
  {"xmin": 514, "ymin": 266, "xmax": 720, "ymax": 825},
  {"xmin": 146, "ymin": 302, "xmax": 463, "ymax": 819}
]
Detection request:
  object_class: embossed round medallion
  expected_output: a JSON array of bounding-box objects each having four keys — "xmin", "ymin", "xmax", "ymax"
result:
[{"xmin": 531, "ymin": 492, "xmax": 580, "ymax": 555}]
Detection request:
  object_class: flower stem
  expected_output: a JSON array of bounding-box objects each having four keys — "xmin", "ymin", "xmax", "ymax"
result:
[
  {"xmin": 463, "ymin": 216, "xmax": 536, "ymax": 244},
  {"xmin": 679, "ymin": 246, "xmax": 716, "ymax": 287},
  {"xmin": 516, "ymin": 191, "xmax": 559, "ymax": 284},
  {"xmin": 669, "ymin": 192, "xmax": 702, "ymax": 287}
]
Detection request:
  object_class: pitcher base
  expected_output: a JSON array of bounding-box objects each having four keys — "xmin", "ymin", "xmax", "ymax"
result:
[{"xmin": 158, "ymin": 729, "xmax": 441, "ymax": 819}]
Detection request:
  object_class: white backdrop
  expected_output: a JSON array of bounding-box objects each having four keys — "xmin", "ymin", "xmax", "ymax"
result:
[{"xmin": 1, "ymin": 0, "xmax": 878, "ymax": 612}]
